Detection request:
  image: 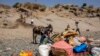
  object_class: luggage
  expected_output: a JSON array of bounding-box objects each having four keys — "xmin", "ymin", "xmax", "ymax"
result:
[
  {"xmin": 51, "ymin": 47, "xmax": 67, "ymax": 56},
  {"xmin": 52, "ymin": 40, "xmax": 74, "ymax": 56},
  {"xmin": 73, "ymin": 43, "xmax": 88, "ymax": 53}
]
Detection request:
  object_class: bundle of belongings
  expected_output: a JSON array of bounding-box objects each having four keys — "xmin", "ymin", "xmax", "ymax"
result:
[
  {"xmin": 38, "ymin": 44, "xmax": 52, "ymax": 56},
  {"xmin": 87, "ymin": 38, "xmax": 100, "ymax": 56},
  {"xmin": 38, "ymin": 28, "xmax": 100, "ymax": 56},
  {"xmin": 51, "ymin": 35, "xmax": 89, "ymax": 56},
  {"xmin": 19, "ymin": 50, "xmax": 34, "ymax": 56},
  {"xmin": 91, "ymin": 47, "xmax": 100, "ymax": 56}
]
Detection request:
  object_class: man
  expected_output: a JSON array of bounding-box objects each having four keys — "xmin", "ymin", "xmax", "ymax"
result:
[
  {"xmin": 40, "ymin": 24, "xmax": 53, "ymax": 44},
  {"xmin": 31, "ymin": 19, "xmax": 34, "ymax": 26}
]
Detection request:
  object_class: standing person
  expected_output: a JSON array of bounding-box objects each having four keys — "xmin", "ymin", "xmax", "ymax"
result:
[
  {"xmin": 75, "ymin": 21, "xmax": 81, "ymax": 36},
  {"xmin": 31, "ymin": 19, "xmax": 34, "ymax": 26}
]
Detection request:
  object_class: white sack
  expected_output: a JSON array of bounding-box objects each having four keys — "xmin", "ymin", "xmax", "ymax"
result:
[
  {"xmin": 92, "ymin": 47, "xmax": 100, "ymax": 56},
  {"xmin": 39, "ymin": 44, "xmax": 52, "ymax": 56},
  {"xmin": 73, "ymin": 37, "xmax": 82, "ymax": 46}
]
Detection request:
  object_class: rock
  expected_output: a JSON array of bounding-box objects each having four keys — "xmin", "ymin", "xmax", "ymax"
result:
[
  {"xmin": 0, "ymin": 50, "xmax": 3, "ymax": 53},
  {"xmin": 11, "ymin": 53, "xmax": 18, "ymax": 56},
  {"xmin": 4, "ymin": 47, "xmax": 12, "ymax": 52}
]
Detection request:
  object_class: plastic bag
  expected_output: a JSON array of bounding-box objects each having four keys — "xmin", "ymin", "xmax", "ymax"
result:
[
  {"xmin": 92, "ymin": 47, "xmax": 100, "ymax": 56},
  {"xmin": 39, "ymin": 44, "xmax": 52, "ymax": 56},
  {"xmin": 73, "ymin": 43, "xmax": 88, "ymax": 53},
  {"xmin": 19, "ymin": 50, "xmax": 33, "ymax": 56}
]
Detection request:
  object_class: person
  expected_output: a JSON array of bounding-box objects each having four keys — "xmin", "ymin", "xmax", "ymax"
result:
[
  {"xmin": 31, "ymin": 19, "xmax": 34, "ymax": 26},
  {"xmin": 75, "ymin": 21, "xmax": 81, "ymax": 36},
  {"xmin": 40, "ymin": 24, "xmax": 53, "ymax": 44}
]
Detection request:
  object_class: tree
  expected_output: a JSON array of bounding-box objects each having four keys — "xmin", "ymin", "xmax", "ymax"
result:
[
  {"xmin": 87, "ymin": 5, "xmax": 94, "ymax": 17},
  {"xmin": 54, "ymin": 4, "xmax": 61, "ymax": 8},
  {"xmin": 81, "ymin": 3, "xmax": 87, "ymax": 8},
  {"xmin": 88, "ymin": 5, "xmax": 94, "ymax": 9},
  {"xmin": 96, "ymin": 13, "xmax": 100, "ymax": 22},
  {"xmin": 96, "ymin": 8, "xmax": 100, "ymax": 13},
  {"xmin": 13, "ymin": 2, "xmax": 21, "ymax": 8},
  {"xmin": 63, "ymin": 5, "xmax": 69, "ymax": 10},
  {"xmin": 39, "ymin": 5, "xmax": 46, "ymax": 11}
]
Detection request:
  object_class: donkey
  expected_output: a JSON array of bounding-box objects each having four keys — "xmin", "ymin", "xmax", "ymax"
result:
[
  {"xmin": 32, "ymin": 26, "xmax": 44, "ymax": 44},
  {"xmin": 32, "ymin": 24, "xmax": 53, "ymax": 44}
]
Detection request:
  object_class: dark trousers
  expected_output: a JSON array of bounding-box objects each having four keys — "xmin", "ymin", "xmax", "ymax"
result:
[
  {"xmin": 40, "ymin": 34, "xmax": 53, "ymax": 44},
  {"xmin": 40, "ymin": 35, "xmax": 46, "ymax": 44}
]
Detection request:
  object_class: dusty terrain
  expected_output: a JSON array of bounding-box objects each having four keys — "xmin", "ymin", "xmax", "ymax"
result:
[
  {"xmin": 0, "ymin": 3, "xmax": 100, "ymax": 56},
  {"xmin": 0, "ymin": 15, "xmax": 100, "ymax": 56}
]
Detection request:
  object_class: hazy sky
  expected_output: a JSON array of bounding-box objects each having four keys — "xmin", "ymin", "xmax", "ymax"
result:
[{"xmin": 0, "ymin": 0, "xmax": 100, "ymax": 7}]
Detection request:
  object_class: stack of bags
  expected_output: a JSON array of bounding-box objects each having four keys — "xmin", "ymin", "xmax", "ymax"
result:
[{"xmin": 60, "ymin": 28, "xmax": 90, "ymax": 56}]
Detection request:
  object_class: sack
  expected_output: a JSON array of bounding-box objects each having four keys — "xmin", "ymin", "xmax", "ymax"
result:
[
  {"xmin": 39, "ymin": 44, "xmax": 51, "ymax": 56},
  {"xmin": 73, "ymin": 43, "xmax": 88, "ymax": 53},
  {"xmin": 69, "ymin": 37, "xmax": 75, "ymax": 46},
  {"xmin": 73, "ymin": 37, "xmax": 81, "ymax": 46},
  {"xmin": 92, "ymin": 47, "xmax": 100, "ymax": 56}
]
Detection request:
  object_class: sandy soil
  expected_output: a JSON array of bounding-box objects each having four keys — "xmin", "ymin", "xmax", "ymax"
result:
[{"xmin": 0, "ymin": 11, "xmax": 100, "ymax": 56}]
